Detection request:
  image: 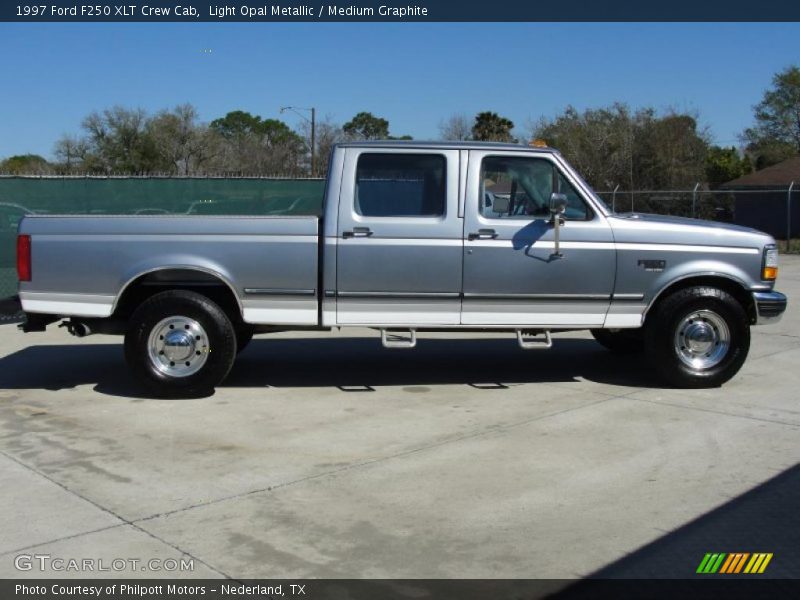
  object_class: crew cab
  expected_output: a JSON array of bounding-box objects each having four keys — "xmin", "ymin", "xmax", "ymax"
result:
[{"xmin": 16, "ymin": 141, "xmax": 787, "ymax": 396}]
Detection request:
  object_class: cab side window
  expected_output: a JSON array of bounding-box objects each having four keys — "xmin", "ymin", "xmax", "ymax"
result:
[
  {"xmin": 355, "ymin": 153, "xmax": 446, "ymax": 217},
  {"xmin": 481, "ymin": 156, "xmax": 590, "ymax": 221}
]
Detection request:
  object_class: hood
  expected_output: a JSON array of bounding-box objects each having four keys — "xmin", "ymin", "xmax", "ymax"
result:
[
  {"xmin": 610, "ymin": 212, "xmax": 764, "ymax": 235},
  {"xmin": 608, "ymin": 212, "xmax": 774, "ymax": 247}
]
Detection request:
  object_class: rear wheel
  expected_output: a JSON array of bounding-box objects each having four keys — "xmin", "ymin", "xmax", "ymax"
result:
[
  {"xmin": 125, "ymin": 290, "xmax": 237, "ymax": 397},
  {"xmin": 644, "ymin": 286, "xmax": 750, "ymax": 388}
]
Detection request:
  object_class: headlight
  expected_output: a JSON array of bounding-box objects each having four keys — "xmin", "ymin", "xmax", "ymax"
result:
[{"xmin": 762, "ymin": 247, "xmax": 779, "ymax": 281}]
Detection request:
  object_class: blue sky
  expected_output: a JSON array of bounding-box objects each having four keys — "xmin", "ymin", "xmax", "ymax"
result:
[{"xmin": 1, "ymin": 22, "xmax": 798, "ymax": 159}]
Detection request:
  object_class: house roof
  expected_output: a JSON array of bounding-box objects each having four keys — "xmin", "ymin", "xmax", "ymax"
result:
[{"xmin": 721, "ymin": 156, "xmax": 800, "ymax": 188}]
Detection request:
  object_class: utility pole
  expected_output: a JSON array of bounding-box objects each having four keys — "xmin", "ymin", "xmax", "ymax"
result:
[
  {"xmin": 280, "ymin": 106, "xmax": 316, "ymax": 176},
  {"xmin": 789, "ymin": 181, "xmax": 795, "ymax": 252},
  {"xmin": 310, "ymin": 107, "xmax": 316, "ymax": 177}
]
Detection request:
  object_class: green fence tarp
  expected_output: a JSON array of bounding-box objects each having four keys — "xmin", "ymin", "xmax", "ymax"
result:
[{"xmin": 0, "ymin": 177, "xmax": 325, "ymax": 300}]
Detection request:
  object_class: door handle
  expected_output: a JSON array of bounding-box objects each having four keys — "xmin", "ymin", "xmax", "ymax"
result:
[
  {"xmin": 343, "ymin": 227, "xmax": 373, "ymax": 238},
  {"xmin": 468, "ymin": 228, "xmax": 498, "ymax": 240}
]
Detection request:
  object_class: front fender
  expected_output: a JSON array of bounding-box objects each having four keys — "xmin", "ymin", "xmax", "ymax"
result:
[{"xmin": 644, "ymin": 259, "xmax": 756, "ymax": 307}]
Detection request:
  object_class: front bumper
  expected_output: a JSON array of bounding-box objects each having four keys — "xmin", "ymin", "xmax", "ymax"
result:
[{"xmin": 753, "ymin": 291, "xmax": 787, "ymax": 325}]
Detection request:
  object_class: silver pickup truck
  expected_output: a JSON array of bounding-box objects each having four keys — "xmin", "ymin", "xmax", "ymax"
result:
[{"xmin": 16, "ymin": 141, "xmax": 787, "ymax": 396}]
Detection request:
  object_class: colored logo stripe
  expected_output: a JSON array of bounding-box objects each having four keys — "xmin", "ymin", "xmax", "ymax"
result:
[
  {"xmin": 697, "ymin": 553, "xmax": 726, "ymax": 573},
  {"xmin": 697, "ymin": 552, "xmax": 773, "ymax": 574},
  {"xmin": 744, "ymin": 553, "xmax": 773, "ymax": 574},
  {"xmin": 719, "ymin": 553, "xmax": 749, "ymax": 573}
]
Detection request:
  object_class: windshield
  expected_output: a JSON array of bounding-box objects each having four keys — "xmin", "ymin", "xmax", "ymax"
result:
[{"xmin": 557, "ymin": 161, "xmax": 613, "ymax": 214}]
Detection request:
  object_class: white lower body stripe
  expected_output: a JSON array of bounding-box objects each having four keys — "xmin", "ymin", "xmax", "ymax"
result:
[{"xmin": 19, "ymin": 292, "xmax": 114, "ymax": 317}]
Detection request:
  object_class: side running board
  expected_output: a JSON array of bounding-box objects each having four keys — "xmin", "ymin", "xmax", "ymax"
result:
[
  {"xmin": 381, "ymin": 329, "xmax": 417, "ymax": 349},
  {"xmin": 516, "ymin": 330, "xmax": 553, "ymax": 350},
  {"xmin": 378, "ymin": 328, "xmax": 551, "ymax": 350}
]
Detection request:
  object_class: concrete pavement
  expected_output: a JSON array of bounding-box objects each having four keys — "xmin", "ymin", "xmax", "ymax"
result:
[{"xmin": 1, "ymin": 257, "xmax": 798, "ymax": 579}]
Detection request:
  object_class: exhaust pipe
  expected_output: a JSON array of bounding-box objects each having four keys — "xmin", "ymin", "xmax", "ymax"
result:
[
  {"xmin": 73, "ymin": 322, "xmax": 91, "ymax": 337},
  {"xmin": 60, "ymin": 320, "xmax": 92, "ymax": 337}
]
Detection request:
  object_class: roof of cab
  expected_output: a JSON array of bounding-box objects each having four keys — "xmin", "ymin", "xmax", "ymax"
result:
[{"xmin": 333, "ymin": 140, "xmax": 557, "ymax": 153}]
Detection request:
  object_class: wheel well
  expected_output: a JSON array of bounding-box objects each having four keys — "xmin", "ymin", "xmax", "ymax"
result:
[
  {"xmin": 113, "ymin": 269, "xmax": 243, "ymax": 325},
  {"xmin": 645, "ymin": 276, "xmax": 756, "ymax": 325}
]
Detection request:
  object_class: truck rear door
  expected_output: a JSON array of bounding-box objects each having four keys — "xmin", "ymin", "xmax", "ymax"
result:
[{"xmin": 335, "ymin": 147, "xmax": 462, "ymax": 325}]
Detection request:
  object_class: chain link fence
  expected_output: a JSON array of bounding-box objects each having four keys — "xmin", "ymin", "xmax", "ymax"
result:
[
  {"xmin": 597, "ymin": 185, "xmax": 789, "ymax": 220},
  {"xmin": 0, "ymin": 176, "xmax": 797, "ymax": 307}
]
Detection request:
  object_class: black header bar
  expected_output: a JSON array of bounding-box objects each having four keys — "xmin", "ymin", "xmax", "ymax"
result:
[
  {"xmin": 5, "ymin": 579, "xmax": 800, "ymax": 600},
  {"xmin": 3, "ymin": 1, "xmax": 800, "ymax": 22}
]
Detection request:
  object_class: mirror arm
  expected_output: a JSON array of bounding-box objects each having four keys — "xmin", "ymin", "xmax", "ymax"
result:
[
  {"xmin": 550, "ymin": 212, "xmax": 564, "ymax": 257},
  {"xmin": 549, "ymin": 192, "xmax": 568, "ymax": 258}
]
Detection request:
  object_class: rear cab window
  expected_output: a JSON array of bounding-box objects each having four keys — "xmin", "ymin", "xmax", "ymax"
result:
[{"xmin": 355, "ymin": 153, "xmax": 446, "ymax": 218}]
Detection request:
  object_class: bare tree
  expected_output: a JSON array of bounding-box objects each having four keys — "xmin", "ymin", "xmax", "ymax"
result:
[
  {"xmin": 80, "ymin": 106, "xmax": 162, "ymax": 173},
  {"xmin": 148, "ymin": 104, "xmax": 218, "ymax": 175},
  {"xmin": 299, "ymin": 115, "xmax": 343, "ymax": 176},
  {"xmin": 438, "ymin": 114, "xmax": 472, "ymax": 141},
  {"xmin": 48, "ymin": 105, "xmax": 397, "ymax": 176},
  {"xmin": 53, "ymin": 135, "xmax": 90, "ymax": 172}
]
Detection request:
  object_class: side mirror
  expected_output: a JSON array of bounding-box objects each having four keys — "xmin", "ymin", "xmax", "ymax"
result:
[{"xmin": 550, "ymin": 192, "xmax": 568, "ymax": 215}]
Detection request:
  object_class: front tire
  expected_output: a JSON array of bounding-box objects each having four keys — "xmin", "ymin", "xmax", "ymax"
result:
[
  {"xmin": 124, "ymin": 290, "xmax": 237, "ymax": 397},
  {"xmin": 644, "ymin": 286, "xmax": 750, "ymax": 388}
]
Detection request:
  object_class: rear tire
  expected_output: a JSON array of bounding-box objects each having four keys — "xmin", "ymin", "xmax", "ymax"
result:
[
  {"xmin": 124, "ymin": 290, "xmax": 237, "ymax": 398},
  {"xmin": 644, "ymin": 286, "xmax": 750, "ymax": 388},
  {"xmin": 591, "ymin": 328, "xmax": 644, "ymax": 354}
]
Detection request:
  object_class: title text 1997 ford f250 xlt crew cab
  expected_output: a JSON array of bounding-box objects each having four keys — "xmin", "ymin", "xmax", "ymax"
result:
[{"xmin": 15, "ymin": 141, "xmax": 787, "ymax": 396}]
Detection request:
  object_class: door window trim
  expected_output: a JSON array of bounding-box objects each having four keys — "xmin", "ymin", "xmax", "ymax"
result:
[{"xmin": 475, "ymin": 153, "xmax": 597, "ymax": 225}]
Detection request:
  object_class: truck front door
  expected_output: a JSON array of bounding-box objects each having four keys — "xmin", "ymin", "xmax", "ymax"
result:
[
  {"xmin": 462, "ymin": 150, "xmax": 616, "ymax": 327},
  {"xmin": 336, "ymin": 148, "xmax": 463, "ymax": 325}
]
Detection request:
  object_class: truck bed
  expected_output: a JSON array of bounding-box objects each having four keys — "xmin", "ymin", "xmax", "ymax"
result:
[{"xmin": 18, "ymin": 215, "xmax": 321, "ymax": 325}]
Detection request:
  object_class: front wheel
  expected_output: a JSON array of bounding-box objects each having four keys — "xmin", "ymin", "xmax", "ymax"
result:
[
  {"xmin": 644, "ymin": 286, "xmax": 750, "ymax": 388},
  {"xmin": 124, "ymin": 290, "xmax": 237, "ymax": 397}
]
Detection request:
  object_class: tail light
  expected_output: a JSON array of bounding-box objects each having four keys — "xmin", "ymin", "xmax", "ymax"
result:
[{"xmin": 17, "ymin": 234, "xmax": 31, "ymax": 282}]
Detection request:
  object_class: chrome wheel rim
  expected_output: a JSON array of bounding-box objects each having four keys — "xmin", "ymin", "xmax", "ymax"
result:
[
  {"xmin": 147, "ymin": 316, "xmax": 209, "ymax": 377},
  {"xmin": 674, "ymin": 310, "xmax": 730, "ymax": 370}
]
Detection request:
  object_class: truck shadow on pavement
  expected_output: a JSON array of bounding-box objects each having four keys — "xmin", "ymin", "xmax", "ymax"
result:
[
  {"xmin": 552, "ymin": 463, "xmax": 800, "ymax": 595},
  {"xmin": 0, "ymin": 336, "xmax": 666, "ymax": 398}
]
